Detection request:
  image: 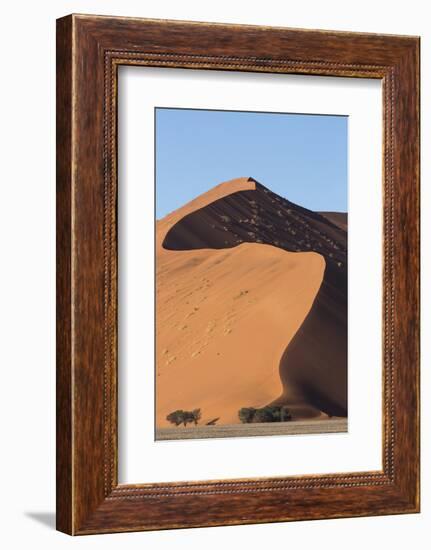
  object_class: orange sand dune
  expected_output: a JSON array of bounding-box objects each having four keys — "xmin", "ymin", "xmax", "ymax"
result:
[
  {"xmin": 156, "ymin": 177, "xmax": 347, "ymax": 427},
  {"xmin": 156, "ymin": 244, "xmax": 324, "ymax": 426}
]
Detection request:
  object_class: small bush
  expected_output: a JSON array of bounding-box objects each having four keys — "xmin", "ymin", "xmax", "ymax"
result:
[
  {"xmin": 238, "ymin": 405, "xmax": 292, "ymax": 424},
  {"xmin": 166, "ymin": 408, "xmax": 201, "ymax": 427},
  {"xmin": 238, "ymin": 407, "xmax": 256, "ymax": 424}
]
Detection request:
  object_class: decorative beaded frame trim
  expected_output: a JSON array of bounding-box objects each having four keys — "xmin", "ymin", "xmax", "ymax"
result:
[{"xmin": 102, "ymin": 50, "xmax": 395, "ymax": 499}]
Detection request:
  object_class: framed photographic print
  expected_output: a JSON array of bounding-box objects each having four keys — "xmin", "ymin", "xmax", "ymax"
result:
[
  {"xmin": 56, "ymin": 14, "xmax": 420, "ymax": 534},
  {"xmin": 153, "ymin": 108, "xmax": 349, "ymax": 442}
]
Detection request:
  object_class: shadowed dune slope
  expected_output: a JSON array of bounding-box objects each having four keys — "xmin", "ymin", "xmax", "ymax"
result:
[
  {"xmin": 156, "ymin": 177, "xmax": 347, "ymax": 427},
  {"xmin": 319, "ymin": 211, "xmax": 348, "ymax": 231}
]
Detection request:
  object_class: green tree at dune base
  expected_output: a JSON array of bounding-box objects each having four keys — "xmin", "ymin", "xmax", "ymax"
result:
[
  {"xmin": 166, "ymin": 409, "xmax": 201, "ymax": 427},
  {"xmin": 238, "ymin": 406, "xmax": 292, "ymax": 423}
]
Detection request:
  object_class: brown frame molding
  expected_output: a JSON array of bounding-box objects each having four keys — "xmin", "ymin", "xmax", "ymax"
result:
[{"xmin": 56, "ymin": 14, "xmax": 420, "ymax": 535}]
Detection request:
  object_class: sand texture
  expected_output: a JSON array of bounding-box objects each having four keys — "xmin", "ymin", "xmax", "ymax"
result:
[{"xmin": 156, "ymin": 177, "xmax": 347, "ymax": 428}]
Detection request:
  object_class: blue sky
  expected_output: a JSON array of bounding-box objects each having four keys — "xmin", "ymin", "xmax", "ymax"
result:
[{"xmin": 155, "ymin": 108, "xmax": 348, "ymax": 219}]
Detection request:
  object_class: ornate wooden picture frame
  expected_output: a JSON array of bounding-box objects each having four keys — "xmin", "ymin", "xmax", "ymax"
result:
[{"xmin": 56, "ymin": 14, "xmax": 420, "ymax": 535}]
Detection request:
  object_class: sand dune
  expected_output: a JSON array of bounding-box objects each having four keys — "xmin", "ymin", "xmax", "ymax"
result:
[{"xmin": 156, "ymin": 177, "xmax": 347, "ymax": 428}]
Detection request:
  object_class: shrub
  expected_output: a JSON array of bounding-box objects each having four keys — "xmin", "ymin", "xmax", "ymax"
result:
[
  {"xmin": 238, "ymin": 407, "xmax": 256, "ymax": 424},
  {"xmin": 238, "ymin": 405, "xmax": 292, "ymax": 424},
  {"xmin": 166, "ymin": 408, "xmax": 201, "ymax": 427},
  {"xmin": 166, "ymin": 410, "xmax": 185, "ymax": 426},
  {"xmin": 253, "ymin": 407, "xmax": 274, "ymax": 423}
]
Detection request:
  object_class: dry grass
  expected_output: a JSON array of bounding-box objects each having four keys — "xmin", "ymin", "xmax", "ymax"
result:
[{"xmin": 156, "ymin": 418, "xmax": 347, "ymax": 441}]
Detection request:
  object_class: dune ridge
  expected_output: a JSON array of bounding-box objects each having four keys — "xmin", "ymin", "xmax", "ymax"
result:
[{"xmin": 156, "ymin": 177, "xmax": 347, "ymax": 427}]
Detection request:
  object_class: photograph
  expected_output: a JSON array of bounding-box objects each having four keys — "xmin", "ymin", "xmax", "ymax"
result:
[{"xmin": 155, "ymin": 107, "xmax": 348, "ymax": 440}]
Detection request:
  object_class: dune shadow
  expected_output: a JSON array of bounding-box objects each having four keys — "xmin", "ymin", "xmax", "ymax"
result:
[{"xmin": 278, "ymin": 263, "xmax": 347, "ymax": 417}]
